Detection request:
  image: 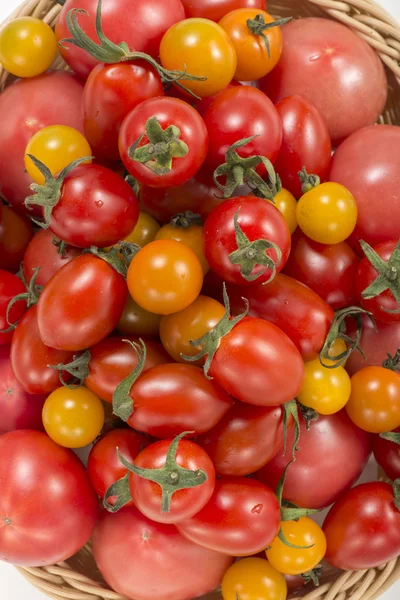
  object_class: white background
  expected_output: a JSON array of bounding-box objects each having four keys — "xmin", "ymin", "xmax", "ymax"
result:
[{"xmin": 0, "ymin": 0, "xmax": 400, "ymax": 599}]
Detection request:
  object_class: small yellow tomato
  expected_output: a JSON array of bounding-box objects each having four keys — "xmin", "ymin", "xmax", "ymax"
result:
[
  {"xmin": 296, "ymin": 182, "xmax": 357, "ymax": 244},
  {"xmin": 266, "ymin": 517, "xmax": 327, "ymax": 576},
  {"xmin": 0, "ymin": 17, "xmax": 57, "ymax": 78},
  {"xmin": 124, "ymin": 211, "xmax": 160, "ymax": 247},
  {"xmin": 117, "ymin": 294, "xmax": 161, "ymax": 338},
  {"xmin": 321, "ymin": 338, "xmax": 348, "ymax": 368},
  {"xmin": 25, "ymin": 125, "xmax": 92, "ymax": 185},
  {"xmin": 222, "ymin": 558, "xmax": 287, "ymax": 600},
  {"xmin": 42, "ymin": 386, "xmax": 104, "ymax": 448},
  {"xmin": 297, "ymin": 358, "xmax": 351, "ymax": 415},
  {"xmin": 271, "ymin": 188, "xmax": 297, "ymax": 235},
  {"xmin": 155, "ymin": 216, "xmax": 209, "ymax": 274}
]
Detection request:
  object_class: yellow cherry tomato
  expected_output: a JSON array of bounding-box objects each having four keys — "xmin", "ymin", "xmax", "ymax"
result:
[
  {"xmin": 297, "ymin": 358, "xmax": 351, "ymax": 415},
  {"xmin": 125, "ymin": 211, "xmax": 160, "ymax": 247},
  {"xmin": 117, "ymin": 294, "xmax": 161, "ymax": 338},
  {"xmin": 222, "ymin": 558, "xmax": 287, "ymax": 600},
  {"xmin": 127, "ymin": 239, "xmax": 204, "ymax": 315},
  {"xmin": 321, "ymin": 338, "xmax": 348, "ymax": 368},
  {"xmin": 25, "ymin": 125, "xmax": 92, "ymax": 185},
  {"xmin": 160, "ymin": 18, "xmax": 237, "ymax": 98},
  {"xmin": 266, "ymin": 518, "xmax": 327, "ymax": 576},
  {"xmin": 0, "ymin": 17, "xmax": 57, "ymax": 78},
  {"xmin": 42, "ymin": 386, "xmax": 104, "ymax": 449},
  {"xmin": 271, "ymin": 188, "xmax": 297, "ymax": 235},
  {"xmin": 160, "ymin": 295, "xmax": 225, "ymax": 364},
  {"xmin": 296, "ymin": 182, "xmax": 357, "ymax": 245},
  {"xmin": 155, "ymin": 216, "xmax": 209, "ymax": 274},
  {"xmin": 219, "ymin": 9, "xmax": 285, "ymax": 82}
]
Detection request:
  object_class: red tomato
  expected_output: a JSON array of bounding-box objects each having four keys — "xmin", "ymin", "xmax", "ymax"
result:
[
  {"xmin": 0, "ymin": 207, "xmax": 34, "ymax": 273},
  {"xmin": 260, "ymin": 18, "xmax": 387, "ymax": 143},
  {"xmin": 284, "ymin": 232, "xmax": 359, "ymax": 310},
  {"xmin": 257, "ymin": 410, "xmax": 371, "ymax": 509},
  {"xmin": 182, "ymin": 0, "xmax": 266, "ymax": 21},
  {"xmin": 373, "ymin": 428, "xmax": 400, "ymax": 482},
  {"xmin": 330, "ymin": 125, "xmax": 400, "ymax": 248},
  {"xmin": 37, "ymin": 254, "xmax": 128, "ymax": 351},
  {"xmin": 85, "ymin": 336, "xmax": 169, "ymax": 404},
  {"xmin": 197, "ymin": 403, "xmax": 290, "ymax": 476},
  {"xmin": 323, "ymin": 482, "xmax": 400, "ymax": 569},
  {"xmin": 88, "ymin": 429, "xmax": 149, "ymax": 505},
  {"xmin": 92, "ymin": 506, "xmax": 233, "ymax": 600},
  {"xmin": 0, "ymin": 430, "xmax": 98, "ymax": 566},
  {"xmin": 204, "ymin": 197, "xmax": 291, "ymax": 286},
  {"xmin": 195, "ymin": 81, "xmax": 241, "ymax": 116},
  {"xmin": 274, "ymin": 95, "xmax": 332, "ymax": 198},
  {"xmin": 56, "ymin": 0, "xmax": 185, "ymax": 79},
  {"xmin": 23, "ymin": 229, "xmax": 81, "ymax": 287},
  {"xmin": 119, "ymin": 97, "xmax": 208, "ymax": 189},
  {"xmin": 346, "ymin": 316, "xmax": 400, "ymax": 376},
  {"xmin": 177, "ymin": 477, "xmax": 280, "ymax": 556},
  {"xmin": 0, "ymin": 270, "xmax": 26, "ymax": 345},
  {"xmin": 0, "ymin": 346, "xmax": 45, "ymax": 434},
  {"xmin": 0, "ymin": 72, "xmax": 84, "ymax": 214},
  {"xmin": 228, "ymin": 274, "xmax": 334, "ymax": 361},
  {"xmin": 126, "ymin": 363, "xmax": 234, "ymax": 437},
  {"xmin": 83, "ymin": 61, "xmax": 164, "ymax": 161},
  {"xmin": 203, "ymin": 86, "xmax": 282, "ymax": 173}
]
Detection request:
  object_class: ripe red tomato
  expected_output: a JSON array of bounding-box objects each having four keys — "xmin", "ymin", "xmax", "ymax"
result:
[
  {"xmin": 182, "ymin": 0, "xmax": 266, "ymax": 21},
  {"xmin": 126, "ymin": 363, "xmax": 234, "ymax": 437},
  {"xmin": 330, "ymin": 125, "xmax": 400, "ymax": 248},
  {"xmin": 323, "ymin": 482, "xmax": 400, "ymax": 569},
  {"xmin": 194, "ymin": 81, "xmax": 241, "ymax": 116},
  {"xmin": 346, "ymin": 316, "xmax": 400, "ymax": 376},
  {"xmin": 56, "ymin": 0, "xmax": 185, "ymax": 79},
  {"xmin": 0, "ymin": 207, "xmax": 34, "ymax": 273},
  {"xmin": 204, "ymin": 197, "xmax": 291, "ymax": 286},
  {"xmin": 119, "ymin": 97, "xmax": 208, "ymax": 188},
  {"xmin": 257, "ymin": 410, "xmax": 371, "ymax": 509},
  {"xmin": 203, "ymin": 86, "xmax": 282, "ymax": 173},
  {"xmin": 260, "ymin": 18, "xmax": 387, "ymax": 143},
  {"xmin": 0, "ymin": 270, "xmax": 26, "ymax": 345},
  {"xmin": 92, "ymin": 506, "xmax": 233, "ymax": 600},
  {"xmin": 197, "ymin": 403, "xmax": 290, "ymax": 476},
  {"xmin": 373, "ymin": 428, "xmax": 400, "ymax": 482},
  {"xmin": 177, "ymin": 477, "xmax": 280, "ymax": 556},
  {"xmin": 274, "ymin": 95, "xmax": 332, "ymax": 198},
  {"xmin": 37, "ymin": 254, "xmax": 128, "ymax": 351},
  {"xmin": 0, "ymin": 72, "xmax": 84, "ymax": 215},
  {"xmin": 284, "ymin": 232, "xmax": 359, "ymax": 310},
  {"xmin": 0, "ymin": 346, "xmax": 45, "ymax": 434},
  {"xmin": 0, "ymin": 430, "xmax": 98, "ymax": 566}
]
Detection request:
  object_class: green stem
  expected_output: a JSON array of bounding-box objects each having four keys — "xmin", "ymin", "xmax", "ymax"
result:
[
  {"xmin": 246, "ymin": 15, "xmax": 292, "ymax": 56},
  {"xmin": 382, "ymin": 350, "xmax": 400, "ymax": 372},
  {"xmin": 113, "ymin": 339, "xmax": 147, "ymax": 421},
  {"xmin": 103, "ymin": 473, "xmax": 132, "ymax": 513},
  {"xmin": 298, "ymin": 167, "xmax": 320, "ymax": 194},
  {"xmin": 1, "ymin": 268, "xmax": 42, "ymax": 333},
  {"xmin": 302, "ymin": 567, "xmax": 323, "ymax": 587},
  {"xmin": 282, "ymin": 399, "xmax": 301, "ymax": 460},
  {"xmin": 87, "ymin": 245, "xmax": 136, "ymax": 278},
  {"xmin": 380, "ymin": 431, "xmax": 400, "ymax": 445},
  {"xmin": 360, "ymin": 240, "xmax": 400, "ymax": 315},
  {"xmin": 49, "ymin": 350, "xmax": 91, "ymax": 388},
  {"xmin": 170, "ymin": 211, "xmax": 202, "ymax": 228},
  {"xmin": 297, "ymin": 401, "xmax": 319, "ymax": 431},
  {"xmin": 52, "ymin": 237, "xmax": 68, "ymax": 257}
]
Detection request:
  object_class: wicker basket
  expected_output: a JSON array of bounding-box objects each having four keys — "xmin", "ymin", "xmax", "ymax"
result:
[{"xmin": 1, "ymin": 0, "xmax": 400, "ymax": 599}]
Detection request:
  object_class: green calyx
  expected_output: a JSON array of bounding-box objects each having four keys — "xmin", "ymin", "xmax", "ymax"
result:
[
  {"xmin": 360, "ymin": 239, "xmax": 400, "ymax": 315},
  {"xmin": 393, "ymin": 479, "xmax": 400, "ymax": 512},
  {"xmin": 229, "ymin": 209, "xmax": 282, "ymax": 284},
  {"xmin": 104, "ymin": 473, "xmax": 132, "ymax": 513},
  {"xmin": 1, "ymin": 268, "xmax": 42, "ymax": 334},
  {"xmin": 52, "ymin": 237, "xmax": 68, "ymax": 257},
  {"xmin": 60, "ymin": 0, "xmax": 206, "ymax": 97},
  {"xmin": 302, "ymin": 567, "xmax": 323, "ymax": 587},
  {"xmin": 24, "ymin": 155, "xmax": 92, "ymax": 228},
  {"xmin": 125, "ymin": 174, "xmax": 140, "ymax": 197},
  {"xmin": 247, "ymin": 14, "xmax": 292, "ymax": 56},
  {"xmin": 298, "ymin": 167, "xmax": 320, "ymax": 194},
  {"xmin": 170, "ymin": 211, "xmax": 202, "ymax": 229},
  {"xmin": 380, "ymin": 431, "xmax": 400, "ymax": 444},
  {"xmin": 112, "ymin": 339, "xmax": 147, "ymax": 422},
  {"xmin": 128, "ymin": 117, "xmax": 189, "ymax": 176},
  {"xmin": 87, "ymin": 243, "xmax": 140, "ymax": 278},
  {"xmin": 213, "ymin": 136, "xmax": 278, "ymax": 200},
  {"xmin": 282, "ymin": 399, "xmax": 301, "ymax": 461},
  {"xmin": 181, "ymin": 283, "xmax": 248, "ymax": 379},
  {"xmin": 297, "ymin": 401, "xmax": 319, "ymax": 431},
  {"xmin": 319, "ymin": 306, "xmax": 376, "ymax": 369},
  {"xmin": 49, "ymin": 350, "xmax": 91, "ymax": 388},
  {"xmin": 383, "ymin": 349, "xmax": 400, "ymax": 372}
]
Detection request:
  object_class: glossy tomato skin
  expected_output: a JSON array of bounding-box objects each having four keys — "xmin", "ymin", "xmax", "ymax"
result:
[
  {"xmin": 228, "ymin": 274, "xmax": 334, "ymax": 361},
  {"xmin": 0, "ymin": 346, "xmax": 45, "ymax": 433},
  {"xmin": 346, "ymin": 316, "xmax": 400, "ymax": 376},
  {"xmin": 0, "ymin": 430, "xmax": 98, "ymax": 566},
  {"xmin": 257, "ymin": 410, "xmax": 371, "ymax": 509},
  {"xmin": 56, "ymin": 0, "xmax": 185, "ymax": 79},
  {"xmin": 0, "ymin": 72, "xmax": 84, "ymax": 214},
  {"xmin": 83, "ymin": 61, "xmax": 164, "ymax": 161},
  {"xmin": 194, "ymin": 81, "xmax": 241, "ymax": 116},
  {"xmin": 222, "ymin": 558, "xmax": 287, "ymax": 600},
  {"xmin": 330, "ymin": 126, "xmax": 400, "ymax": 248},
  {"xmin": 182, "ymin": 0, "xmax": 266, "ymax": 21},
  {"xmin": 119, "ymin": 97, "xmax": 208, "ymax": 188},
  {"xmin": 260, "ymin": 18, "xmax": 387, "ymax": 143},
  {"xmin": 177, "ymin": 477, "xmax": 280, "ymax": 556},
  {"xmin": 209, "ymin": 316, "xmax": 305, "ymax": 407},
  {"xmin": 48, "ymin": 165, "xmax": 139, "ymax": 248},
  {"xmin": 37, "ymin": 254, "xmax": 128, "ymax": 351},
  {"xmin": 92, "ymin": 506, "xmax": 233, "ymax": 600},
  {"xmin": 274, "ymin": 95, "xmax": 332, "ymax": 198},
  {"xmin": 203, "ymin": 86, "xmax": 282, "ymax": 173},
  {"xmin": 323, "ymin": 482, "xmax": 400, "ymax": 570},
  {"xmin": 204, "ymin": 197, "xmax": 291, "ymax": 285},
  {"xmin": 373, "ymin": 428, "xmax": 400, "ymax": 482},
  {"xmin": 85, "ymin": 336, "xmax": 169, "ymax": 404},
  {"xmin": 284, "ymin": 232, "xmax": 359, "ymax": 310},
  {"xmin": 117, "ymin": 296, "xmax": 162, "ymax": 339},
  {"xmin": 197, "ymin": 403, "xmax": 289, "ymax": 476},
  {"xmin": 0, "ymin": 271, "xmax": 26, "ymax": 345},
  {"xmin": 0, "ymin": 207, "xmax": 34, "ymax": 273},
  {"xmin": 127, "ymin": 363, "xmax": 234, "ymax": 437}
]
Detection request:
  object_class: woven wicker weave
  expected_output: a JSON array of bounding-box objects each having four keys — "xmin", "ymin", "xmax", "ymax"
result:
[{"xmin": 1, "ymin": 0, "xmax": 400, "ymax": 598}]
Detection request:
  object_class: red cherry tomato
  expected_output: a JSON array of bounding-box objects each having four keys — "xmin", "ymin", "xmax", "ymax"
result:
[
  {"xmin": 346, "ymin": 316, "xmax": 400, "ymax": 376},
  {"xmin": 195, "ymin": 81, "xmax": 241, "ymax": 116},
  {"xmin": 373, "ymin": 428, "xmax": 400, "ymax": 482},
  {"xmin": 0, "ymin": 270, "xmax": 26, "ymax": 345},
  {"xmin": 0, "ymin": 207, "xmax": 33, "ymax": 273},
  {"xmin": 181, "ymin": 0, "xmax": 266, "ymax": 21}
]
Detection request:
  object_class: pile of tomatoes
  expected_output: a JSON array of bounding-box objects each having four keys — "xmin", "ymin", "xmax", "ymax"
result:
[{"xmin": 0, "ymin": 0, "xmax": 400, "ymax": 599}]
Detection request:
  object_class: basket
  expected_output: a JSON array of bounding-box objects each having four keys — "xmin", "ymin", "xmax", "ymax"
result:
[{"xmin": 1, "ymin": 0, "xmax": 400, "ymax": 599}]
